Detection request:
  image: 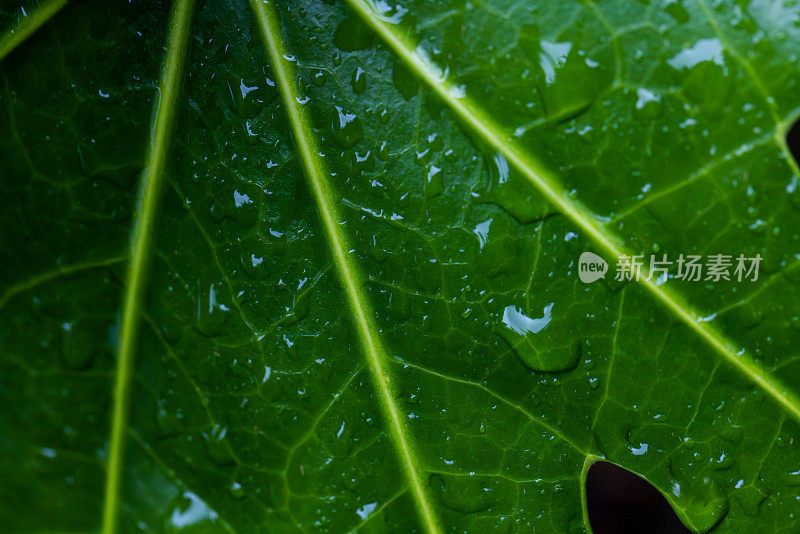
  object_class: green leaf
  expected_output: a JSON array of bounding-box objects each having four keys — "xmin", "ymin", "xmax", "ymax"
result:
[{"xmin": 1, "ymin": 0, "xmax": 800, "ymax": 532}]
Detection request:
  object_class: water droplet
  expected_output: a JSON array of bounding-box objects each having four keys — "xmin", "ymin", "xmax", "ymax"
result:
[
  {"xmin": 203, "ymin": 424, "xmax": 234, "ymax": 465},
  {"xmin": 333, "ymin": 17, "xmax": 375, "ymax": 51},
  {"xmin": 311, "ymin": 70, "xmax": 326, "ymax": 87},
  {"xmin": 664, "ymin": 0, "xmax": 690, "ymax": 23},
  {"xmin": 425, "ymin": 165, "xmax": 444, "ymax": 197},
  {"xmin": 355, "ymin": 502, "xmax": 378, "ymax": 520},
  {"xmin": 232, "ymin": 78, "xmax": 267, "ymax": 119},
  {"xmin": 229, "ymin": 481, "xmax": 245, "ymax": 499},
  {"xmin": 428, "ymin": 473, "xmax": 505, "ymax": 514},
  {"xmin": 196, "ymin": 282, "xmax": 230, "ymax": 337},
  {"xmin": 351, "ymin": 67, "xmax": 366, "ymax": 94},
  {"xmin": 712, "ymin": 451, "xmax": 733, "ymax": 470},
  {"xmin": 476, "ymin": 153, "xmax": 546, "ymax": 223},
  {"xmin": 634, "ymin": 88, "xmax": 663, "ymax": 119},
  {"xmin": 496, "ymin": 303, "xmax": 577, "ymax": 371},
  {"xmin": 473, "ymin": 218, "xmax": 492, "ymax": 249},
  {"xmin": 668, "ymin": 39, "xmax": 724, "ymax": 70},
  {"xmin": 280, "ymin": 288, "xmax": 310, "ymax": 326},
  {"xmin": 330, "ymin": 105, "xmax": 364, "ymax": 149},
  {"xmin": 734, "ymin": 485, "xmax": 767, "ymax": 517},
  {"xmin": 783, "ymin": 469, "xmax": 800, "ymax": 487},
  {"xmin": 166, "ymin": 491, "xmax": 220, "ymax": 532},
  {"xmin": 667, "ymin": 460, "xmax": 729, "ymax": 530},
  {"xmin": 60, "ymin": 319, "xmax": 101, "ymax": 370}
]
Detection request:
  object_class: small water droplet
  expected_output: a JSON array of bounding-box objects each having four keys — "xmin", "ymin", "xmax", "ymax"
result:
[{"xmin": 351, "ymin": 67, "xmax": 366, "ymax": 94}]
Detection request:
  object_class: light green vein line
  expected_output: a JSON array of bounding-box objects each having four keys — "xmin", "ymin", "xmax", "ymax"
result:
[
  {"xmin": 343, "ymin": 0, "xmax": 800, "ymax": 423},
  {"xmin": 0, "ymin": 0, "xmax": 67, "ymax": 62},
  {"xmin": 397, "ymin": 360, "xmax": 590, "ymax": 456},
  {"xmin": 101, "ymin": 1, "xmax": 194, "ymax": 532},
  {"xmin": 0, "ymin": 255, "xmax": 125, "ymax": 309},
  {"xmin": 249, "ymin": 2, "xmax": 442, "ymax": 533}
]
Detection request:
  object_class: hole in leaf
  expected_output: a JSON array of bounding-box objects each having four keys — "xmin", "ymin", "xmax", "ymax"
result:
[
  {"xmin": 788, "ymin": 118, "xmax": 800, "ymax": 167},
  {"xmin": 586, "ymin": 462, "xmax": 690, "ymax": 534}
]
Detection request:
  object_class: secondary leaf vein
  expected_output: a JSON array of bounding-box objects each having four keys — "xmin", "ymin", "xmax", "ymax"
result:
[
  {"xmin": 101, "ymin": 1, "xmax": 195, "ymax": 532},
  {"xmin": 343, "ymin": 0, "xmax": 800, "ymax": 424},
  {"xmin": 249, "ymin": 2, "xmax": 443, "ymax": 533}
]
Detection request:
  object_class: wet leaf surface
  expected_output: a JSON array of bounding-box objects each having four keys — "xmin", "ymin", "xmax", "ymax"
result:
[{"xmin": 1, "ymin": 0, "xmax": 800, "ymax": 532}]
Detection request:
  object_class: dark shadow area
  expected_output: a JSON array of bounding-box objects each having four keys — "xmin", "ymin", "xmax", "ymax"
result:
[
  {"xmin": 586, "ymin": 462, "xmax": 690, "ymax": 534},
  {"xmin": 788, "ymin": 118, "xmax": 800, "ymax": 166}
]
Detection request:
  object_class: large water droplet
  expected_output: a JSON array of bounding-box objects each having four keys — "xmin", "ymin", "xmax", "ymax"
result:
[
  {"xmin": 166, "ymin": 491, "xmax": 220, "ymax": 532},
  {"xmin": 496, "ymin": 303, "xmax": 578, "ymax": 371},
  {"xmin": 333, "ymin": 16, "xmax": 375, "ymax": 51},
  {"xmin": 476, "ymin": 153, "xmax": 546, "ymax": 223},
  {"xmin": 734, "ymin": 486, "xmax": 767, "ymax": 517},
  {"xmin": 667, "ymin": 460, "xmax": 729, "ymax": 530}
]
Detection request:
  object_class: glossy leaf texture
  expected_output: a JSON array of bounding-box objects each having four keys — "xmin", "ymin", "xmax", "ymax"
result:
[{"xmin": 1, "ymin": 0, "xmax": 800, "ymax": 532}]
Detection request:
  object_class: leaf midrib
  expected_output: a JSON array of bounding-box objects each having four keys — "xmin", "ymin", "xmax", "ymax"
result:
[
  {"xmin": 342, "ymin": 0, "xmax": 800, "ymax": 423},
  {"xmin": 249, "ymin": 1, "xmax": 443, "ymax": 533}
]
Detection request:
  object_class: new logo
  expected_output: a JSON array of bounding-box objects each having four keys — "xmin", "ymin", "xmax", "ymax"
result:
[{"xmin": 578, "ymin": 252, "xmax": 608, "ymax": 283}]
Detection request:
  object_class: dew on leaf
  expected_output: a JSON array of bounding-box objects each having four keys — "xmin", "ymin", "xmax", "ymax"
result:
[
  {"xmin": 333, "ymin": 16, "xmax": 375, "ymax": 51},
  {"xmin": 166, "ymin": 491, "xmax": 219, "ymax": 532},
  {"xmin": 351, "ymin": 67, "xmax": 366, "ymax": 94},
  {"xmin": 203, "ymin": 424, "xmax": 234, "ymax": 465},
  {"xmin": 634, "ymin": 87, "xmax": 663, "ymax": 119},
  {"xmin": 475, "ymin": 152, "xmax": 543, "ymax": 223},
  {"xmin": 330, "ymin": 105, "xmax": 364, "ymax": 149},
  {"xmin": 229, "ymin": 481, "xmax": 245, "ymax": 499},
  {"xmin": 355, "ymin": 501, "xmax": 377, "ymax": 520},
  {"xmin": 425, "ymin": 165, "xmax": 443, "ymax": 198},
  {"xmin": 497, "ymin": 303, "xmax": 578, "ymax": 371},
  {"xmin": 280, "ymin": 289, "xmax": 310, "ymax": 326},
  {"xmin": 683, "ymin": 62, "xmax": 732, "ymax": 112},
  {"xmin": 667, "ymin": 459, "xmax": 730, "ymax": 530},
  {"xmin": 472, "ymin": 218, "xmax": 492, "ymax": 249},
  {"xmin": 351, "ymin": 149, "xmax": 374, "ymax": 172},
  {"xmin": 783, "ymin": 469, "xmax": 800, "ymax": 487},
  {"xmin": 734, "ymin": 485, "xmax": 768, "ymax": 517},
  {"xmin": 311, "ymin": 70, "xmax": 326, "ymax": 87},
  {"xmin": 392, "ymin": 59, "xmax": 419, "ymax": 100},
  {"xmin": 195, "ymin": 282, "xmax": 230, "ymax": 337},
  {"xmin": 667, "ymin": 39, "xmax": 724, "ymax": 70},
  {"xmin": 60, "ymin": 319, "xmax": 100, "ymax": 370},
  {"xmin": 428, "ymin": 473, "xmax": 506, "ymax": 514},
  {"xmin": 664, "ymin": 0, "xmax": 690, "ymax": 23},
  {"xmin": 232, "ymin": 78, "xmax": 265, "ymax": 118}
]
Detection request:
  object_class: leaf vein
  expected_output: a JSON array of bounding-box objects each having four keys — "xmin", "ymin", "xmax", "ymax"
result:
[
  {"xmin": 249, "ymin": 2, "xmax": 443, "ymax": 533},
  {"xmin": 344, "ymin": 0, "xmax": 800, "ymax": 424}
]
